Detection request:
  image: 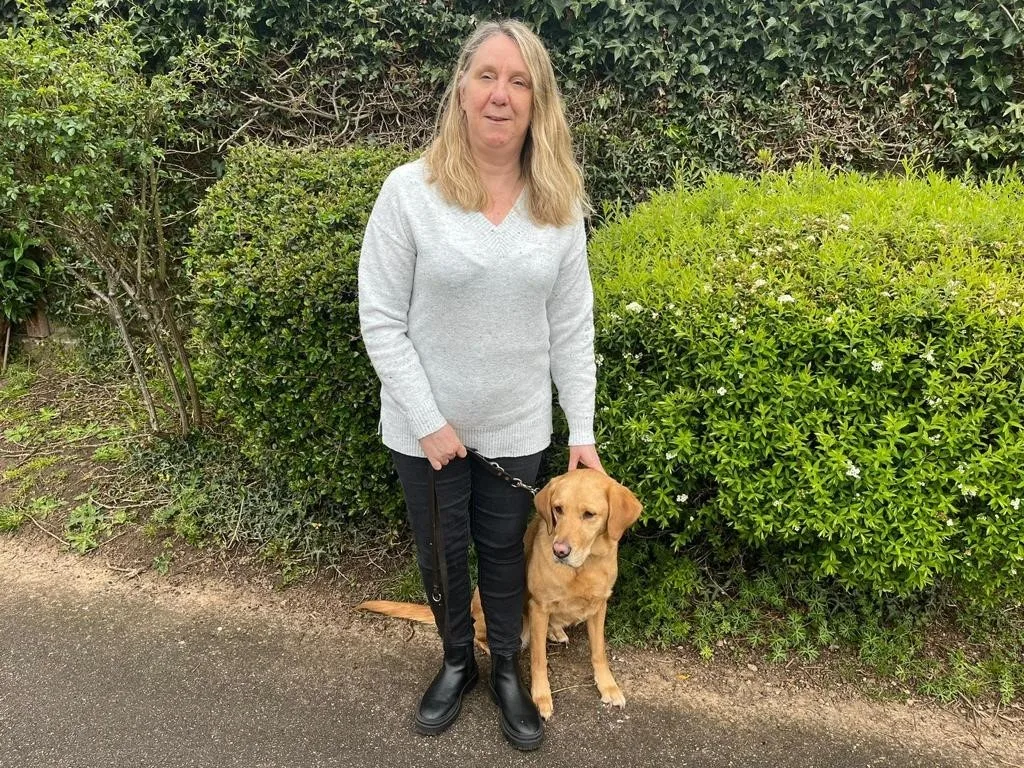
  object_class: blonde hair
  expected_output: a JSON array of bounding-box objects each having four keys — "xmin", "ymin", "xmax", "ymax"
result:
[{"xmin": 423, "ymin": 19, "xmax": 590, "ymax": 228}]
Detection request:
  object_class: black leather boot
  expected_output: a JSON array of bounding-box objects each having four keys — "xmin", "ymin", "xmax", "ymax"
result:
[
  {"xmin": 415, "ymin": 644, "xmax": 478, "ymax": 735},
  {"xmin": 489, "ymin": 651, "xmax": 544, "ymax": 750}
]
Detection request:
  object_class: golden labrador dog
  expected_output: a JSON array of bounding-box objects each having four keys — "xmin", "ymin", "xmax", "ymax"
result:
[{"xmin": 359, "ymin": 468, "xmax": 642, "ymax": 719}]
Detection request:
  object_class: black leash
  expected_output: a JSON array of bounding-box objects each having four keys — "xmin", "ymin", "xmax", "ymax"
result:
[
  {"xmin": 428, "ymin": 448, "xmax": 538, "ymax": 646},
  {"xmin": 428, "ymin": 466, "xmax": 450, "ymax": 641}
]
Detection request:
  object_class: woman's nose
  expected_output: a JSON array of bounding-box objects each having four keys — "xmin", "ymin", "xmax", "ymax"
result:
[{"xmin": 490, "ymin": 81, "xmax": 509, "ymax": 104}]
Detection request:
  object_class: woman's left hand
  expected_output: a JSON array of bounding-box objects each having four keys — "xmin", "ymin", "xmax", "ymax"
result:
[{"xmin": 568, "ymin": 444, "xmax": 605, "ymax": 473}]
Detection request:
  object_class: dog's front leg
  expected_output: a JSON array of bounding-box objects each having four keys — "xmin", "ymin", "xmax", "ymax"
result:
[
  {"xmin": 587, "ymin": 602, "xmax": 625, "ymax": 707},
  {"xmin": 528, "ymin": 599, "xmax": 554, "ymax": 719}
]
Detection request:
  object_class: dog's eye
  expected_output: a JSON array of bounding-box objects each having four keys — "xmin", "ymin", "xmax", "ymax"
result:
[
  {"xmin": 552, "ymin": 505, "xmax": 562, "ymax": 517},
  {"xmin": 583, "ymin": 510, "xmax": 596, "ymax": 519}
]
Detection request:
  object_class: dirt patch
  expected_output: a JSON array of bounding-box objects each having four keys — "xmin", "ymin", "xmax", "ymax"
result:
[{"xmin": 2, "ymin": 530, "xmax": 1022, "ymax": 768}]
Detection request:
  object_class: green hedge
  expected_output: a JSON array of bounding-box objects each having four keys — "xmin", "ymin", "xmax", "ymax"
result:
[
  {"xmin": 187, "ymin": 143, "xmax": 413, "ymax": 522},
  {"xmin": 190, "ymin": 145, "xmax": 1024, "ymax": 604},
  {"xmin": 591, "ymin": 164, "xmax": 1024, "ymax": 601}
]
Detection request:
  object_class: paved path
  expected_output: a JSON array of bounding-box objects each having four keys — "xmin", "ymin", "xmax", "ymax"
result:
[{"xmin": 0, "ymin": 541, "xmax": 1010, "ymax": 768}]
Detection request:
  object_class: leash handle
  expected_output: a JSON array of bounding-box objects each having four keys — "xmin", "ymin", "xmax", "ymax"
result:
[{"xmin": 428, "ymin": 466, "xmax": 450, "ymax": 645}]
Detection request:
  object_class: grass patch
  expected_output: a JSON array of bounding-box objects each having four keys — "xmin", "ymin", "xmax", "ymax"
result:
[
  {"xmin": 0, "ymin": 505, "xmax": 26, "ymax": 531},
  {"xmin": 0, "ymin": 366, "xmax": 37, "ymax": 402}
]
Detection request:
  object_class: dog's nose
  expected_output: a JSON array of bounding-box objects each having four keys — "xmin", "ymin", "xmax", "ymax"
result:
[{"xmin": 553, "ymin": 541, "xmax": 571, "ymax": 560}]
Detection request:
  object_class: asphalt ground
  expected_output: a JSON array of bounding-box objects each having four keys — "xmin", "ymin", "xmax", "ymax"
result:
[{"xmin": 0, "ymin": 539, "xmax": 1017, "ymax": 768}]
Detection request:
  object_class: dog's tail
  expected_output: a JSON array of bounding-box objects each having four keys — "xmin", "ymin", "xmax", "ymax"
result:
[{"xmin": 357, "ymin": 600, "xmax": 436, "ymax": 625}]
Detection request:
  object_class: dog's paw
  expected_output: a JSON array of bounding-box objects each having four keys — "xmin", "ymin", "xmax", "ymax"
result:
[
  {"xmin": 546, "ymin": 627, "xmax": 569, "ymax": 644},
  {"xmin": 533, "ymin": 692, "xmax": 554, "ymax": 720},
  {"xmin": 599, "ymin": 682, "xmax": 625, "ymax": 708}
]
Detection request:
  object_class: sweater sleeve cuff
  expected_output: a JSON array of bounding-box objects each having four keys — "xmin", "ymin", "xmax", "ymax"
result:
[
  {"xmin": 405, "ymin": 402, "xmax": 448, "ymax": 440},
  {"xmin": 566, "ymin": 416, "xmax": 595, "ymax": 447}
]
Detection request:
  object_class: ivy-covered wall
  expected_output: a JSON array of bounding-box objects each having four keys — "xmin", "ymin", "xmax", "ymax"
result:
[{"xmin": 5, "ymin": 0, "xmax": 1020, "ymax": 208}]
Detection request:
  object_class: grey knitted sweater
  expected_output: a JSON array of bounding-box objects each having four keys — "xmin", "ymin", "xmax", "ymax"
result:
[{"xmin": 358, "ymin": 159, "xmax": 596, "ymax": 458}]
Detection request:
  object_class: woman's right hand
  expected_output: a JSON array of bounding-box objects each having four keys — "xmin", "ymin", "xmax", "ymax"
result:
[{"xmin": 419, "ymin": 423, "xmax": 467, "ymax": 471}]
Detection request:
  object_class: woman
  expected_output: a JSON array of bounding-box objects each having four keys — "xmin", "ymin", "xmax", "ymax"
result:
[{"xmin": 358, "ymin": 19, "xmax": 600, "ymax": 750}]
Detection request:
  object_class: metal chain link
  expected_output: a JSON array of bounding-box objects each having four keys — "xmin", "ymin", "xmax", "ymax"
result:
[{"xmin": 465, "ymin": 447, "xmax": 540, "ymax": 497}]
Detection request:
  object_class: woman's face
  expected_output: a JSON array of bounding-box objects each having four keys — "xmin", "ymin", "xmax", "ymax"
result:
[{"xmin": 459, "ymin": 34, "xmax": 534, "ymax": 160}]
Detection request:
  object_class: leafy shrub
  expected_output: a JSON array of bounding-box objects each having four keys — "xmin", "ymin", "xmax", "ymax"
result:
[
  {"xmin": 591, "ymin": 164, "xmax": 1024, "ymax": 602},
  {"xmin": 187, "ymin": 143, "xmax": 413, "ymax": 524},
  {"xmin": 0, "ymin": 1, "xmax": 203, "ymax": 432},
  {"xmin": 0, "ymin": 231, "xmax": 45, "ymax": 324}
]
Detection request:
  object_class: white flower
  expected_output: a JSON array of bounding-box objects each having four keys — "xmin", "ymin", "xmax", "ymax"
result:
[
  {"xmin": 871, "ymin": 360, "xmax": 884, "ymax": 372},
  {"xmin": 753, "ymin": 278, "xmax": 767, "ymax": 289},
  {"xmin": 665, "ymin": 451, "xmax": 677, "ymax": 461},
  {"xmin": 777, "ymin": 293, "xmax": 795, "ymax": 304},
  {"xmin": 676, "ymin": 494, "xmax": 689, "ymax": 504},
  {"xmin": 595, "ymin": 354, "xmax": 604, "ymax": 367},
  {"xmin": 716, "ymin": 386, "xmax": 728, "ymax": 396},
  {"xmin": 641, "ymin": 434, "xmax": 653, "ymax": 443},
  {"xmin": 922, "ymin": 350, "xmax": 936, "ymax": 364},
  {"xmin": 1011, "ymin": 498, "xmax": 1021, "ymax": 510},
  {"xmin": 845, "ymin": 462, "xmax": 861, "ymax": 479},
  {"xmin": 946, "ymin": 518, "xmax": 955, "ymax": 527},
  {"xmin": 625, "ymin": 301, "xmax": 644, "ymax": 314}
]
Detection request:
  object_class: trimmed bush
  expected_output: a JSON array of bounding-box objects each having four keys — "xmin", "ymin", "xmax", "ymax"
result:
[
  {"xmin": 591, "ymin": 164, "xmax": 1024, "ymax": 602},
  {"xmin": 187, "ymin": 143, "xmax": 413, "ymax": 523}
]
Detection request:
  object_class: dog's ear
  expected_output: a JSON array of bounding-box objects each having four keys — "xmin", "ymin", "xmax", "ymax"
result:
[
  {"xmin": 534, "ymin": 476, "xmax": 558, "ymax": 535},
  {"xmin": 606, "ymin": 480, "xmax": 642, "ymax": 542}
]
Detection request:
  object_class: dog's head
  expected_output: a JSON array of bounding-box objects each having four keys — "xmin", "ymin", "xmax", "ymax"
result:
[{"xmin": 533, "ymin": 469, "xmax": 642, "ymax": 568}]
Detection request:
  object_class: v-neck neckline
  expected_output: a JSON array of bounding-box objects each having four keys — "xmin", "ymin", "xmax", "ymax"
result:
[{"xmin": 479, "ymin": 185, "xmax": 526, "ymax": 229}]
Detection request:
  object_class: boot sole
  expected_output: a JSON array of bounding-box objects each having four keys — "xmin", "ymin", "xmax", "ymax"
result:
[
  {"xmin": 414, "ymin": 670, "xmax": 478, "ymax": 735},
  {"xmin": 489, "ymin": 686, "xmax": 544, "ymax": 751}
]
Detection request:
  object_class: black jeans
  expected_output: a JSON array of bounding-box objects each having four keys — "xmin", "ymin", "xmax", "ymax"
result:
[{"xmin": 391, "ymin": 449, "xmax": 544, "ymax": 656}]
